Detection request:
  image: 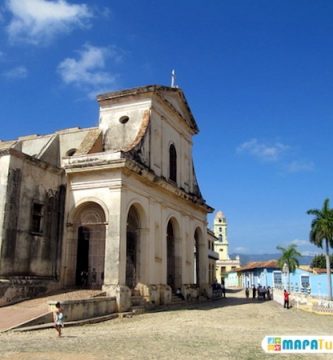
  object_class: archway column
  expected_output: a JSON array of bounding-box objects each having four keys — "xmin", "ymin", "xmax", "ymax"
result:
[
  {"xmin": 61, "ymin": 223, "xmax": 75, "ymax": 287},
  {"xmin": 138, "ymin": 227, "xmax": 149, "ymax": 284},
  {"xmin": 102, "ymin": 188, "xmax": 131, "ymax": 312},
  {"xmin": 174, "ymin": 235, "xmax": 183, "ymax": 289},
  {"xmin": 103, "ymin": 189, "xmax": 124, "ymax": 286}
]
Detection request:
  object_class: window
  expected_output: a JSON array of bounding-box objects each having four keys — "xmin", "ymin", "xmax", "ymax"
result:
[
  {"xmin": 301, "ymin": 275, "xmax": 310, "ymax": 289},
  {"xmin": 31, "ymin": 202, "xmax": 44, "ymax": 234},
  {"xmin": 66, "ymin": 148, "xmax": 77, "ymax": 156},
  {"xmin": 273, "ymin": 271, "xmax": 282, "ymax": 288},
  {"xmin": 119, "ymin": 115, "xmax": 129, "ymax": 124},
  {"xmin": 219, "ymin": 234, "xmax": 223, "ymax": 242},
  {"xmin": 219, "ymin": 227, "xmax": 222, "ymax": 232},
  {"xmin": 169, "ymin": 144, "xmax": 177, "ymax": 182}
]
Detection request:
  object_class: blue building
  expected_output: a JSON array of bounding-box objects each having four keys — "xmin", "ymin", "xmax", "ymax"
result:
[
  {"xmin": 283, "ymin": 266, "xmax": 333, "ymax": 297},
  {"xmin": 238, "ymin": 261, "xmax": 333, "ymax": 298},
  {"xmin": 238, "ymin": 260, "xmax": 279, "ymax": 288}
]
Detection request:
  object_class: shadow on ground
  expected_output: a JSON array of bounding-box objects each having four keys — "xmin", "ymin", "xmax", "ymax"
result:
[{"xmin": 150, "ymin": 289, "xmax": 275, "ymax": 313}]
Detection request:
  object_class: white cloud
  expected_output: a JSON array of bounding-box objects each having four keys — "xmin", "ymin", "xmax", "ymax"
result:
[
  {"xmin": 300, "ymin": 250, "xmax": 318, "ymax": 256},
  {"xmin": 236, "ymin": 138, "xmax": 289, "ymax": 162},
  {"xmin": 6, "ymin": 0, "xmax": 92, "ymax": 45},
  {"xmin": 58, "ymin": 44, "xmax": 120, "ymax": 98},
  {"xmin": 286, "ymin": 160, "xmax": 314, "ymax": 173},
  {"xmin": 3, "ymin": 65, "xmax": 28, "ymax": 79},
  {"xmin": 290, "ymin": 239, "xmax": 309, "ymax": 247},
  {"xmin": 233, "ymin": 246, "xmax": 249, "ymax": 254}
]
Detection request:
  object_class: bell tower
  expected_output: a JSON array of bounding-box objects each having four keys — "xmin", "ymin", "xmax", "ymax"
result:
[{"xmin": 213, "ymin": 211, "xmax": 229, "ymax": 260}]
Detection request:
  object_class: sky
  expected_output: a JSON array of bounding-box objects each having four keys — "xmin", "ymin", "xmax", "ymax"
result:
[{"xmin": 1, "ymin": 0, "xmax": 333, "ymax": 256}]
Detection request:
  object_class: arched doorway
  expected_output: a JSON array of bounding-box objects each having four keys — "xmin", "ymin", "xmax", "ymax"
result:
[
  {"xmin": 73, "ymin": 202, "xmax": 106, "ymax": 288},
  {"xmin": 76, "ymin": 226, "xmax": 90, "ymax": 285},
  {"xmin": 166, "ymin": 218, "xmax": 182, "ymax": 290},
  {"xmin": 126, "ymin": 206, "xmax": 141, "ymax": 289}
]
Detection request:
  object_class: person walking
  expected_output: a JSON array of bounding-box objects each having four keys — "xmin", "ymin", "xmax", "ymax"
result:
[
  {"xmin": 245, "ymin": 287, "xmax": 249, "ymax": 299},
  {"xmin": 53, "ymin": 302, "xmax": 64, "ymax": 337},
  {"xmin": 221, "ymin": 282, "xmax": 226, "ymax": 298},
  {"xmin": 252, "ymin": 285, "xmax": 256, "ymax": 299},
  {"xmin": 283, "ymin": 289, "xmax": 290, "ymax": 309}
]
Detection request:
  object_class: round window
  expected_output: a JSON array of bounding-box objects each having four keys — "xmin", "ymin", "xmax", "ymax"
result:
[{"xmin": 119, "ymin": 115, "xmax": 129, "ymax": 124}]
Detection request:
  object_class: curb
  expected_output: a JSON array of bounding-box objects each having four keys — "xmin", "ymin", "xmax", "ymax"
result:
[{"xmin": 5, "ymin": 311, "xmax": 134, "ymax": 333}]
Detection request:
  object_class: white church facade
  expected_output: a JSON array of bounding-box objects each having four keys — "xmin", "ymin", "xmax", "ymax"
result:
[{"xmin": 0, "ymin": 85, "xmax": 214, "ymax": 311}]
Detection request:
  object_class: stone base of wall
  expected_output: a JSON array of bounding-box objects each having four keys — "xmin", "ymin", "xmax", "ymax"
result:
[
  {"xmin": 48, "ymin": 297, "xmax": 117, "ymax": 322},
  {"xmin": 134, "ymin": 283, "xmax": 209, "ymax": 305},
  {"xmin": 102, "ymin": 284, "xmax": 131, "ymax": 312},
  {"xmin": 0, "ymin": 276, "xmax": 60, "ymax": 307}
]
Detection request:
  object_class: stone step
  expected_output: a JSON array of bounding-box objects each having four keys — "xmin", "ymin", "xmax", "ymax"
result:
[
  {"xmin": 132, "ymin": 306, "xmax": 145, "ymax": 315},
  {"xmin": 131, "ymin": 289, "xmax": 141, "ymax": 297},
  {"xmin": 131, "ymin": 295, "xmax": 145, "ymax": 307},
  {"xmin": 171, "ymin": 294, "xmax": 185, "ymax": 304}
]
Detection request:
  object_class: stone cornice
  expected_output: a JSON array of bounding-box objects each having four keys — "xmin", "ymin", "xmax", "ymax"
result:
[{"xmin": 63, "ymin": 150, "xmax": 213, "ymax": 213}]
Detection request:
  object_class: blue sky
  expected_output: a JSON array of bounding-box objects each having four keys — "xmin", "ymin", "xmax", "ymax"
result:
[{"xmin": 1, "ymin": 0, "xmax": 333, "ymax": 256}]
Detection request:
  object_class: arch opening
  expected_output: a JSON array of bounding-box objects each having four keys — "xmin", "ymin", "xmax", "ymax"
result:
[
  {"xmin": 126, "ymin": 205, "xmax": 141, "ymax": 289},
  {"xmin": 166, "ymin": 218, "xmax": 182, "ymax": 291},
  {"xmin": 73, "ymin": 202, "xmax": 106, "ymax": 288}
]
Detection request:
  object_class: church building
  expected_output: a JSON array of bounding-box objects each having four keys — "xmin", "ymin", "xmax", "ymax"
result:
[{"xmin": 0, "ymin": 85, "xmax": 213, "ymax": 310}]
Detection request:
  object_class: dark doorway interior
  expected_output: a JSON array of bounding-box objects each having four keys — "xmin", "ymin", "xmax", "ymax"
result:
[
  {"xmin": 167, "ymin": 221, "xmax": 176, "ymax": 290},
  {"xmin": 194, "ymin": 230, "xmax": 200, "ymax": 286},
  {"xmin": 126, "ymin": 230, "xmax": 137, "ymax": 289},
  {"xmin": 76, "ymin": 226, "xmax": 89, "ymax": 286}
]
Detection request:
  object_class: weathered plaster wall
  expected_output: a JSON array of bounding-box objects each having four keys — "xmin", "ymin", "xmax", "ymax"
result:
[
  {"xmin": 149, "ymin": 102, "xmax": 194, "ymax": 193},
  {"xmin": 0, "ymin": 154, "xmax": 65, "ymax": 277},
  {"xmin": 98, "ymin": 93, "xmax": 196, "ymax": 196},
  {"xmin": 58, "ymin": 128, "xmax": 94, "ymax": 159},
  {"xmin": 20, "ymin": 135, "xmax": 53, "ymax": 157},
  {"xmin": 0, "ymin": 155, "xmax": 10, "ymax": 260},
  {"xmin": 99, "ymin": 98, "xmax": 152, "ymax": 153}
]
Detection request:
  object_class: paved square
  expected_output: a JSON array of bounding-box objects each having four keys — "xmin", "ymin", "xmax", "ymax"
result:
[{"xmin": 1, "ymin": 291, "xmax": 332, "ymax": 360}]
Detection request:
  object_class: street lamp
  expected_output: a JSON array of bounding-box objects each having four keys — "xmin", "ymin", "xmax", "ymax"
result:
[{"xmin": 282, "ymin": 262, "xmax": 290, "ymax": 292}]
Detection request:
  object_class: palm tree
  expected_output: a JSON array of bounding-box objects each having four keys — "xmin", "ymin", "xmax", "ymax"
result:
[
  {"xmin": 276, "ymin": 244, "xmax": 301, "ymax": 292},
  {"xmin": 307, "ymin": 198, "xmax": 333, "ymax": 300}
]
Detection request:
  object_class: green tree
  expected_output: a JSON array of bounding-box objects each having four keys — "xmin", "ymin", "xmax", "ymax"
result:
[
  {"xmin": 307, "ymin": 198, "xmax": 333, "ymax": 300},
  {"xmin": 311, "ymin": 254, "xmax": 333, "ymax": 269},
  {"xmin": 276, "ymin": 244, "xmax": 301, "ymax": 291}
]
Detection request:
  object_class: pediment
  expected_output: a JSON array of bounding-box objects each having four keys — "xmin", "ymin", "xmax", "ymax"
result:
[{"xmin": 156, "ymin": 88, "xmax": 199, "ymax": 134}]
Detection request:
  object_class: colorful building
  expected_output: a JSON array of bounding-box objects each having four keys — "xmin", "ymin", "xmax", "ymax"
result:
[{"xmin": 238, "ymin": 260, "xmax": 279, "ymax": 288}]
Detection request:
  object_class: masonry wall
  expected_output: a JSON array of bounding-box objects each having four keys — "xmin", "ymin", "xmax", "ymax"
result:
[
  {"xmin": 0, "ymin": 154, "xmax": 65, "ymax": 277},
  {"xmin": 0, "ymin": 155, "xmax": 10, "ymax": 261}
]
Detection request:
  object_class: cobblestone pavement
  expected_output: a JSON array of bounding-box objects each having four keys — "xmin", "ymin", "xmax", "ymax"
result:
[{"xmin": 1, "ymin": 290, "xmax": 333, "ymax": 360}]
